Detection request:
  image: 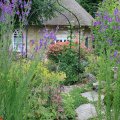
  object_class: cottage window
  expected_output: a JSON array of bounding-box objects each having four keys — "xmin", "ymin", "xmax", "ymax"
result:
[
  {"xmin": 56, "ymin": 37, "xmax": 69, "ymax": 43},
  {"xmin": 12, "ymin": 30, "xmax": 23, "ymax": 52}
]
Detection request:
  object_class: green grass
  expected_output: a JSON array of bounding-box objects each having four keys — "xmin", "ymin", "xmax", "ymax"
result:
[{"xmin": 69, "ymin": 87, "xmax": 89, "ymax": 108}]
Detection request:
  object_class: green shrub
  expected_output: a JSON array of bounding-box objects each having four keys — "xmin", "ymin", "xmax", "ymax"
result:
[
  {"xmin": 62, "ymin": 93, "xmax": 76, "ymax": 120},
  {"xmin": 85, "ymin": 54, "xmax": 99, "ymax": 76},
  {"xmin": 24, "ymin": 62, "xmax": 66, "ymax": 120},
  {"xmin": 69, "ymin": 87, "xmax": 89, "ymax": 108},
  {"xmin": 48, "ymin": 42, "xmax": 89, "ymax": 85}
]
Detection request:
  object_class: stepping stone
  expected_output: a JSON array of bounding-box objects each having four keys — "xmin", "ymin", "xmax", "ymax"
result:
[
  {"xmin": 62, "ymin": 86, "xmax": 74, "ymax": 93},
  {"xmin": 81, "ymin": 91, "xmax": 104, "ymax": 102},
  {"xmin": 61, "ymin": 85, "xmax": 81, "ymax": 93},
  {"xmin": 76, "ymin": 103, "xmax": 97, "ymax": 120}
]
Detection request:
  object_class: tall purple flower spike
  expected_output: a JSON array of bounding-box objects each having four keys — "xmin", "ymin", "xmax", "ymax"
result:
[
  {"xmin": 34, "ymin": 45, "xmax": 39, "ymax": 52},
  {"xmin": 21, "ymin": 51, "xmax": 26, "ymax": 56},
  {"xmin": 39, "ymin": 39, "xmax": 43, "ymax": 49},
  {"xmin": 49, "ymin": 31, "xmax": 57, "ymax": 41},
  {"xmin": 115, "ymin": 17, "xmax": 120, "ymax": 23},
  {"xmin": 107, "ymin": 17, "xmax": 112, "ymax": 22},
  {"xmin": 94, "ymin": 21, "xmax": 101, "ymax": 26},
  {"xmin": 107, "ymin": 39, "xmax": 112, "ymax": 46},
  {"xmin": 0, "ymin": 0, "xmax": 32, "ymax": 23},
  {"xmin": 114, "ymin": 8, "xmax": 119, "ymax": 15},
  {"xmin": 103, "ymin": 15, "xmax": 108, "ymax": 20},
  {"xmin": 114, "ymin": 51, "xmax": 118, "ymax": 57}
]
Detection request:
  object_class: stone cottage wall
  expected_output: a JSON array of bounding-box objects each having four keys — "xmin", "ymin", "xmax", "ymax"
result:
[{"xmin": 22, "ymin": 25, "xmax": 92, "ymax": 55}]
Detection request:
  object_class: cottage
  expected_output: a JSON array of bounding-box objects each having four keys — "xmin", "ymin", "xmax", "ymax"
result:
[{"xmin": 12, "ymin": 0, "xmax": 94, "ymax": 55}]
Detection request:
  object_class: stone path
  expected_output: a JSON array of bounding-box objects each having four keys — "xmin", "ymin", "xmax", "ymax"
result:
[
  {"xmin": 76, "ymin": 91, "xmax": 104, "ymax": 120},
  {"xmin": 62, "ymin": 84, "xmax": 84, "ymax": 93},
  {"xmin": 81, "ymin": 91, "xmax": 104, "ymax": 102},
  {"xmin": 62, "ymin": 85, "xmax": 105, "ymax": 120}
]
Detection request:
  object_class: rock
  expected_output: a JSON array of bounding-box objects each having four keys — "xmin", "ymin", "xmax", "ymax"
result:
[
  {"xmin": 85, "ymin": 73, "xmax": 96, "ymax": 83},
  {"xmin": 61, "ymin": 85, "xmax": 75, "ymax": 93},
  {"xmin": 81, "ymin": 91, "xmax": 104, "ymax": 102},
  {"xmin": 92, "ymin": 81, "xmax": 106, "ymax": 92},
  {"xmin": 93, "ymin": 82, "xmax": 99, "ymax": 92},
  {"xmin": 76, "ymin": 103, "xmax": 97, "ymax": 120}
]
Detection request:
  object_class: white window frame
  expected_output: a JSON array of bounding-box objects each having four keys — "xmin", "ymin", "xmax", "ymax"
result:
[
  {"xmin": 12, "ymin": 29, "xmax": 23, "ymax": 52},
  {"xmin": 55, "ymin": 37, "xmax": 69, "ymax": 43}
]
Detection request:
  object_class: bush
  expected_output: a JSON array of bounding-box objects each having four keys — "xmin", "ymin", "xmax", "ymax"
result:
[
  {"xmin": 24, "ymin": 62, "xmax": 66, "ymax": 120},
  {"xmin": 62, "ymin": 93, "xmax": 76, "ymax": 119},
  {"xmin": 7, "ymin": 60, "xmax": 66, "ymax": 120},
  {"xmin": 47, "ymin": 42, "xmax": 90, "ymax": 85},
  {"xmin": 69, "ymin": 87, "xmax": 89, "ymax": 108}
]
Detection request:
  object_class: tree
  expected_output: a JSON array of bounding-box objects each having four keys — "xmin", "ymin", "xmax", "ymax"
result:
[
  {"xmin": 0, "ymin": 0, "xmax": 57, "ymax": 27},
  {"xmin": 76, "ymin": 0, "xmax": 103, "ymax": 17},
  {"xmin": 29, "ymin": 0, "xmax": 57, "ymax": 25}
]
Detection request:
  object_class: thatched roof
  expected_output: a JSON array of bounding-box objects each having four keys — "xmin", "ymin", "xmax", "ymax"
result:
[{"xmin": 44, "ymin": 0, "xmax": 94, "ymax": 26}]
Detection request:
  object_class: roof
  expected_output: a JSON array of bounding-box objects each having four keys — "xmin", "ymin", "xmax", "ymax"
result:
[{"xmin": 43, "ymin": 0, "xmax": 95, "ymax": 26}]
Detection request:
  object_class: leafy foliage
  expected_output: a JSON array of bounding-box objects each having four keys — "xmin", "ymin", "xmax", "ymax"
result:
[
  {"xmin": 92, "ymin": 0, "xmax": 120, "ymax": 119},
  {"xmin": 48, "ymin": 42, "xmax": 89, "ymax": 85},
  {"xmin": 29, "ymin": 0, "xmax": 58, "ymax": 25},
  {"xmin": 62, "ymin": 93, "xmax": 76, "ymax": 119},
  {"xmin": 68, "ymin": 87, "xmax": 89, "ymax": 108},
  {"xmin": 62, "ymin": 87, "xmax": 88, "ymax": 119},
  {"xmin": 76, "ymin": 0, "xmax": 103, "ymax": 17},
  {"xmin": 24, "ymin": 61, "xmax": 66, "ymax": 119}
]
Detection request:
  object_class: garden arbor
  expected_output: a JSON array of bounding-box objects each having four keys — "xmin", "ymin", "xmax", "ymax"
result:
[{"xmin": 25, "ymin": 0, "xmax": 82, "ymax": 81}]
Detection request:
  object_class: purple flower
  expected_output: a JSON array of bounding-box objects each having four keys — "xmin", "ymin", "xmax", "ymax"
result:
[
  {"xmin": 107, "ymin": 17, "xmax": 112, "ymax": 22},
  {"xmin": 25, "ymin": 11, "xmax": 30, "ymax": 16},
  {"xmin": 107, "ymin": 39, "xmax": 112, "ymax": 46},
  {"xmin": 114, "ymin": 8, "xmax": 119, "ymax": 15},
  {"xmin": 104, "ymin": 25, "xmax": 108, "ymax": 29},
  {"xmin": 0, "ymin": 14, "xmax": 5, "ymax": 22},
  {"xmin": 118, "ymin": 26, "xmax": 120, "ymax": 30},
  {"xmin": 21, "ymin": 51, "xmax": 26, "ymax": 56},
  {"xmin": 114, "ymin": 51, "xmax": 118, "ymax": 57},
  {"xmin": 34, "ymin": 45, "xmax": 39, "ymax": 52},
  {"xmin": 103, "ymin": 15, "xmax": 108, "ymax": 20},
  {"xmin": 16, "ymin": 11, "xmax": 20, "ymax": 15},
  {"xmin": 49, "ymin": 31, "xmax": 57, "ymax": 41},
  {"xmin": 112, "ymin": 26, "xmax": 117, "ymax": 30},
  {"xmin": 115, "ymin": 17, "xmax": 120, "ymax": 23},
  {"xmin": 39, "ymin": 39, "xmax": 43, "ymax": 49},
  {"xmin": 0, "ymin": 0, "xmax": 32, "ymax": 22},
  {"xmin": 94, "ymin": 21, "xmax": 101, "ymax": 26},
  {"xmin": 44, "ymin": 32, "xmax": 49, "ymax": 39}
]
